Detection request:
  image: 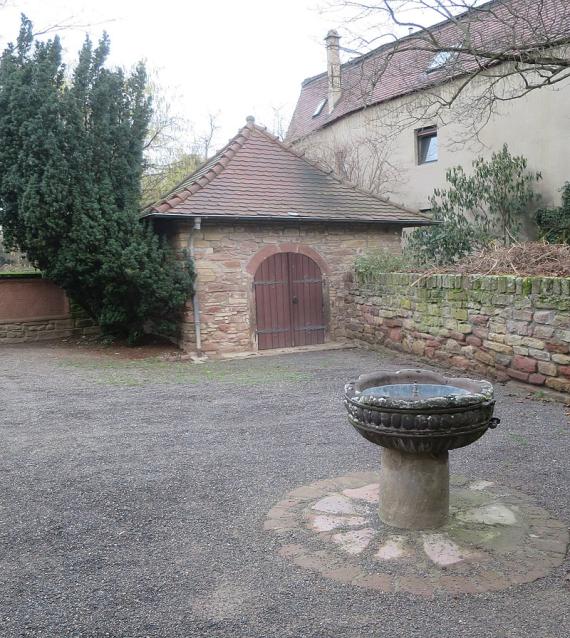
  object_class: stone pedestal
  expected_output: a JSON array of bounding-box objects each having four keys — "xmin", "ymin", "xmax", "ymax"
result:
[{"xmin": 379, "ymin": 448, "xmax": 449, "ymax": 529}]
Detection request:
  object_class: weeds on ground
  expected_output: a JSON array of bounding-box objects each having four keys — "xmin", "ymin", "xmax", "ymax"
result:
[
  {"xmin": 58, "ymin": 356, "xmax": 312, "ymax": 387},
  {"xmin": 506, "ymin": 432, "xmax": 530, "ymax": 446},
  {"xmin": 354, "ymin": 250, "xmax": 415, "ymax": 285}
]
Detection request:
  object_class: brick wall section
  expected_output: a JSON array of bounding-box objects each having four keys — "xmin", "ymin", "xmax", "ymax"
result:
[
  {"xmin": 165, "ymin": 220, "xmax": 402, "ymax": 355},
  {"xmin": 343, "ymin": 273, "xmax": 570, "ymax": 394},
  {"xmin": 0, "ymin": 277, "xmax": 98, "ymax": 344},
  {"xmin": 0, "ymin": 277, "xmax": 68, "ymax": 320}
]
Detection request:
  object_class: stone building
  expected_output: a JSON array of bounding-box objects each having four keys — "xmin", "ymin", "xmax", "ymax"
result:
[
  {"xmin": 287, "ymin": 0, "xmax": 570, "ymax": 213},
  {"xmin": 144, "ymin": 118, "xmax": 430, "ymax": 356}
]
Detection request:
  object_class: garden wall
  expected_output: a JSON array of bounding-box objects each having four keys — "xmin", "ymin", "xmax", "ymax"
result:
[
  {"xmin": 0, "ymin": 275, "xmax": 97, "ymax": 344},
  {"xmin": 343, "ymin": 273, "xmax": 570, "ymax": 394}
]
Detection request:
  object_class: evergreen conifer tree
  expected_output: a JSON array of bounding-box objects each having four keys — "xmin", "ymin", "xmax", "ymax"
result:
[{"xmin": 0, "ymin": 17, "xmax": 193, "ymax": 342}]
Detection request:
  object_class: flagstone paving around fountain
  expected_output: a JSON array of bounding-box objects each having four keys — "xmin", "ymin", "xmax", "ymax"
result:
[{"xmin": 265, "ymin": 473, "xmax": 568, "ymax": 596}]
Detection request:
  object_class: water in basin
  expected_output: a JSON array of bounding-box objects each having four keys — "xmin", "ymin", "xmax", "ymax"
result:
[{"xmin": 361, "ymin": 384, "xmax": 472, "ymax": 400}]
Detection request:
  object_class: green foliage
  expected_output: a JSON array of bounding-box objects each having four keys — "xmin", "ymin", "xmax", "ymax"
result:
[
  {"xmin": 0, "ymin": 17, "xmax": 194, "ymax": 343},
  {"xmin": 0, "ymin": 243, "xmax": 10, "ymax": 267},
  {"xmin": 0, "ymin": 271, "xmax": 41, "ymax": 279},
  {"xmin": 142, "ymin": 152, "xmax": 202, "ymax": 207},
  {"xmin": 354, "ymin": 249, "xmax": 413, "ymax": 283},
  {"xmin": 536, "ymin": 182, "xmax": 570, "ymax": 244},
  {"xmin": 407, "ymin": 145, "xmax": 542, "ymax": 266},
  {"xmin": 405, "ymin": 207, "xmax": 489, "ymax": 267}
]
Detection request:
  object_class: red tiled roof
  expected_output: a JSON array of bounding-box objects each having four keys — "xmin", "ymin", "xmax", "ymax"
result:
[
  {"xmin": 144, "ymin": 119, "xmax": 431, "ymax": 226},
  {"xmin": 286, "ymin": 0, "xmax": 570, "ymax": 142}
]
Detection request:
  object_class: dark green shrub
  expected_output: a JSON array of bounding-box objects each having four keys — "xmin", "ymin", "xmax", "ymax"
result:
[
  {"xmin": 536, "ymin": 182, "xmax": 570, "ymax": 244},
  {"xmin": 0, "ymin": 17, "xmax": 193, "ymax": 343}
]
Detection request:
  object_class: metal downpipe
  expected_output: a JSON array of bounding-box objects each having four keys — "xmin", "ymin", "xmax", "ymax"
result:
[{"xmin": 188, "ymin": 217, "xmax": 202, "ymax": 353}]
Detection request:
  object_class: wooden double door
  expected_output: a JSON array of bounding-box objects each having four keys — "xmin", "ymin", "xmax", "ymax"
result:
[{"xmin": 253, "ymin": 252, "xmax": 326, "ymax": 350}]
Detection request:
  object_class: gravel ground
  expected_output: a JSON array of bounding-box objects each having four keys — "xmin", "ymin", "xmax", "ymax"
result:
[{"xmin": 1, "ymin": 343, "xmax": 569, "ymax": 638}]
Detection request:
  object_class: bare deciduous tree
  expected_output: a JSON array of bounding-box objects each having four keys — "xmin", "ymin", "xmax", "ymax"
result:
[
  {"xmin": 300, "ymin": 127, "xmax": 403, "ymax": 198},
  {"xmin": 328, "ymin": 0, "xmax": 570, "ymax": 136},
  {"xmin": 142, "ymin": 78, "xmax": 221, "ymax": 205},
  {"xmin": 269, "ymin": 105, "xmax": 290, "ymax": 140},
  {"xmin": 193, "ymin": 112, "xmax": 220, "ymax": 160}
]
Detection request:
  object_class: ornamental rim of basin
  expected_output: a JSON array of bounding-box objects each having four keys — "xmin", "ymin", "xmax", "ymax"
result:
[
  {"xmin": 344, "ymin": 368, "xmax": 494, "ymax": 412},
  {"xmin": 343, "ymin": 369, "xmax": 499, "ymax": 454}
]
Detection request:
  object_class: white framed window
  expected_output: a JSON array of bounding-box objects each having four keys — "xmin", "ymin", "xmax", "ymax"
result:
[{"xmin": 416, "ymin": 126, "xmax": 438, "ymax": 164}]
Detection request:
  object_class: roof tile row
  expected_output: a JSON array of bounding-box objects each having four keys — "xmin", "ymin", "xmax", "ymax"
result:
[
  {"xmin": 286, "ymin": 0, "xmax": 570, "ymax": 142},
  {"xmin": 145, "ymin": 120, "xmax": 431, "ymax": 226}
]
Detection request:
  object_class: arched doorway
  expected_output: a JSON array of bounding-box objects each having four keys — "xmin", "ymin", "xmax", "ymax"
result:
[{"xmin": 253, "ymin": 252, "xmax": 326, "ymax": 350}]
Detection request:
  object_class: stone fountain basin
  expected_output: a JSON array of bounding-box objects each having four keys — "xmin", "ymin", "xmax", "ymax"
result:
[{"xmin": 344, "ymin": 369, "xmax": 498, "ymax": 455}]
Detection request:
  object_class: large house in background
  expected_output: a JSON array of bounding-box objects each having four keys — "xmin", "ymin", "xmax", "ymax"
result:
[{"xmin": 286, "ymin": 0, "xmax": 570, "ymax": 216}]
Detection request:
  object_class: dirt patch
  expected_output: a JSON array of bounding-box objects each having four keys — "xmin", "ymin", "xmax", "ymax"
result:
[{"xmin": 56, "ymin": 334, "xmax": 181, "ymax": 360}]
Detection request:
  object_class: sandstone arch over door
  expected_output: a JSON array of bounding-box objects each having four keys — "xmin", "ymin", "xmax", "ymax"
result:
[{"xmin": 253, "ymin": 252, "xmax": 326, "ymax": 350}]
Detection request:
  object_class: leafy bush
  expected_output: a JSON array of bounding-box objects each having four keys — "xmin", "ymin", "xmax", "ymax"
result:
[
  {"xmin": 405, "ymin": 207, "xmax": 489, "ymax": 267},
  {"xmin": 354, "ymin": 250, "xmax": 413, "ymax": 283},
  {"xmin": 0, "ymin": 18, "xmax": 193, "ymax": 343},
  {"xmin": 407, "ymin": 145, "xmax": 542, "ymax": 266},
  {"xmin": 536, "ymin": 182, "xmax": 570, "ymax": 244}
]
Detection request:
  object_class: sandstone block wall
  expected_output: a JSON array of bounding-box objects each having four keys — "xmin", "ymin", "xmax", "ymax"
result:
[
  {"xmin": 0, "ymin": 276, "xmax": 98, "ymax": 344},
  {"xmin": 343, "ymin": 273, "xmax": 570, "ymax": 394},
  {"xmin": 164, "ymin": 220, "xmax": 402, "ymax": 356}
]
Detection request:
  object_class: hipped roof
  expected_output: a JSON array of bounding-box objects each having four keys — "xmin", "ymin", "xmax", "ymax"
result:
[{"xmin": 144, "ymin": 119, "xmax": 431, "ymax": 227}]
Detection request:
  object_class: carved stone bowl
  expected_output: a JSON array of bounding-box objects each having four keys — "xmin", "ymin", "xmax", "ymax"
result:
[{"xmin": 344, "ymin": 369, "xmax": 499, "ymax": 455}]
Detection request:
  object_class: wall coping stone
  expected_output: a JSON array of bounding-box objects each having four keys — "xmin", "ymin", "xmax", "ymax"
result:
[{"xmin": 0, "ymin": 314, "xmax": 69, "ymax": 325}]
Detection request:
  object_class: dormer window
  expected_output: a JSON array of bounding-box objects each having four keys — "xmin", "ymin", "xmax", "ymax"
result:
[
  {"xmin": 313, "ymin": 98, "xmax": 327, "ymax": 117},
  {"xmin": 426, "ymin": 49, "xmax": 457, "ymax": 73}
]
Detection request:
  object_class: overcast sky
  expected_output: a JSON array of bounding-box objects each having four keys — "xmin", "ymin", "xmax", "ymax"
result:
[{"xmin": 1, "ymin": 0, "xmax": 350, "ymax": 149}]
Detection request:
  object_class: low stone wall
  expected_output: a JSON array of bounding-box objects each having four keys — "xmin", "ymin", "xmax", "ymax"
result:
[
  {"xmin": 0, "ymin": 275, "xmax": 98, "ymax": 344},
  {"xmin": 343, "ymin": 273, "xmax": 570, "ymax": 394}
]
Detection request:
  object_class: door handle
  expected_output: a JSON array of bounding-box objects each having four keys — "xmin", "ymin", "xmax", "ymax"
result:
[{"xmin": 292, "ymin": 296, "xmax": 299, "ymax": 304}]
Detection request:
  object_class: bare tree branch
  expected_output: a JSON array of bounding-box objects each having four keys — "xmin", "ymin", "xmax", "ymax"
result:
[
  {"xmin": 141, "ymin": 73, "xmax": 220, "ymax": 205},
  {"xmin": 269, "ymin": 105, "xmax": 291, "ymax": 140},
  {"xmin": 325, "ymin": 0, "xmax": 570, "ymax": 136},
  {"xmin": 32, "ymin": 17, "xmax": 117, "ymax": 38},
  {"xmin": 0, "ymin": 3, "xmax": 115, "ymax": 45},
  {"xmin": 194, "ymin": 112, "xmax": 220, "ymax": 160},
  {"xmin": 299, "ymin": 122, "xmax": 405, "ymax": 197}
]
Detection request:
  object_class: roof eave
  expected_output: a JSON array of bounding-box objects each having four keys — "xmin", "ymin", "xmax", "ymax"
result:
[{"xmin": 144, "ymin": 211, "xmax": 435, "ymax": 226}]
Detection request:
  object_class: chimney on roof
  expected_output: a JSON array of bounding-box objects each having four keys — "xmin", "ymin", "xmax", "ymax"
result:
[{"xmin": 325, "ymin": 30, "xmax": 341, "ymax": 114}]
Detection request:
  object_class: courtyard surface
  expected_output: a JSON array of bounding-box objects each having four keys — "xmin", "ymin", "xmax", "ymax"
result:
[{"xmin": 1, "ymin": 343, "xmax": 569, "ymax": 637}]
